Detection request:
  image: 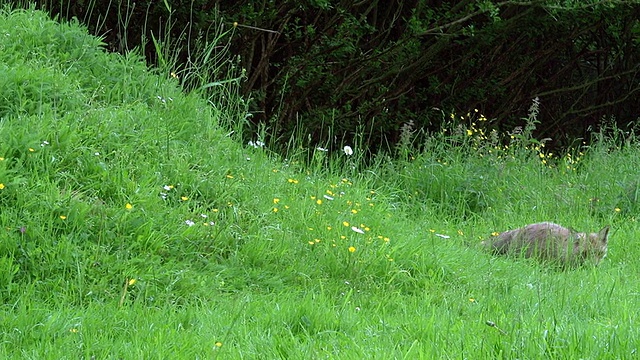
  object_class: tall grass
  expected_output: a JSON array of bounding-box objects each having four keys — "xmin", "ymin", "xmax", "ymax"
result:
[{"xmin": 0, "ymin": 5, "xmax": 639, "ymax": 359}]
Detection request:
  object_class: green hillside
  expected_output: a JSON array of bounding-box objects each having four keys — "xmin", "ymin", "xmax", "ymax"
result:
[{"xmin": 0, "ymin": 7, "xmax": 638, "ymax": 359}]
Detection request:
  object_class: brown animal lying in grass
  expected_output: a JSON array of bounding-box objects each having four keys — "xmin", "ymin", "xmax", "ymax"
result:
[{"xmin": 483, "ymin": 222, "xmax": 609, "ymax": 266}]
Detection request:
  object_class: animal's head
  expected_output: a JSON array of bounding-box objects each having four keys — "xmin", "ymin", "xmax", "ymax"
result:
[{"xmin": 575, "ymin": 225, "xmax": 609, "ymax": 264}]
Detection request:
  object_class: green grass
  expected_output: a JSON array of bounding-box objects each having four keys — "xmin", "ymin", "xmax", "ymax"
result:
[{"xmin": 1, "ymin": 6, "xmax": 639, "ymax": 359}]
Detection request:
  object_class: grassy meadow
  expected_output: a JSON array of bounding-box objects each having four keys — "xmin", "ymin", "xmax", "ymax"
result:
[{"xmin": 1, "ymin": 6, "xmax": 640, "ymax": 359}]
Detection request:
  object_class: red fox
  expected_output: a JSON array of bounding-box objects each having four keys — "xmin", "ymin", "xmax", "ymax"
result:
[{"xmin": 483, "ymin": 222, "xmax": 609, "ymax": 266}]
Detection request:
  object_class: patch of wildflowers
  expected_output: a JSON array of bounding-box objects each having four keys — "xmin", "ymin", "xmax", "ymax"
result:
[{"xmin": 248, "ymin": 140, "xmax": 265, "ymax": 148}]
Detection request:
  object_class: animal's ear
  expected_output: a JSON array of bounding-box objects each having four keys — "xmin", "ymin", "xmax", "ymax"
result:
[{"xmin": 598, "ymin": 225, "xmax": 610, "ymax": 243}]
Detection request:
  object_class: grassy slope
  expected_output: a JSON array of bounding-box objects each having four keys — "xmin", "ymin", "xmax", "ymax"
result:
[{"xmin": 1, "ymin": 7, "xmax": 639, "ymax": 359}]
